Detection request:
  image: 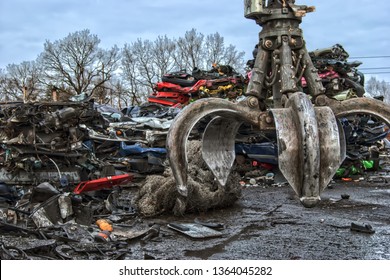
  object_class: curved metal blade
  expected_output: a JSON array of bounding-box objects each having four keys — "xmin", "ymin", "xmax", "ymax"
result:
[
  {"xmin": 270, "ymin": 107, "xmax": 300, "ymax": 193},
  {"xmin": 202, "ymin": 116, "xmax": 242, "ymax": 187},
  {"xmin": 325, "ymin": 97, "xmax": 390, "ymax": 182},
  {"xmin": 166, "ymin": 98, "xmax": 261, "ymax": 197},
  {"xmin": 272, "ymin": 92, "xmax": 321, "ymax": 207},
  {"xmin": 315, "ymin": 107, "xmax": 346, "ymax": 192},
  {"xmin": 328, "ymin": 97, "xmax": 390, "ymax": 126},
  {"xmin": 337, "ymin": 120, "xmax": 347, "ymax": 165}
]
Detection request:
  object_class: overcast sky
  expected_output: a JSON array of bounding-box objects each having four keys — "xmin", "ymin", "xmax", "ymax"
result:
[{"xmin": 1, "ymin": 0, "xmax": 390, "ymax": 81}]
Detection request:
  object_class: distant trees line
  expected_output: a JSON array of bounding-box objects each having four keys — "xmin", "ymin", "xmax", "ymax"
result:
[
  {"xmin": 0, "ymin": 29, "xmax": 245, "ymax": 107},
  {"xmin": 365, "ymin": 76, "xmax": 390, "ymax": 104},
  {"xmin": 3, "ymin": 29, "xmax": 388, "ymax": 107}
]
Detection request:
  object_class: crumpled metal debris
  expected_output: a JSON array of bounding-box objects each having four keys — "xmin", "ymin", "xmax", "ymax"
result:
[{"xmin": 167, "ymin": 223, "xmax": 223, "ymax": 239}]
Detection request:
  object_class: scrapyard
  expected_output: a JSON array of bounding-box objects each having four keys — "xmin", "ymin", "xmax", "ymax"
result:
[{"xmin": 1, "ymin": 0, "xmax": 390, "ymax": 261}]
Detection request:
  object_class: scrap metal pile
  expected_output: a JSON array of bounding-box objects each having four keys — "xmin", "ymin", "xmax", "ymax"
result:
[
  {"xmin": 0, "ymin": 101, "xmax": 174, "ymax": 185},
  {"xmin": 148, "ymin": 65, "xmax": 246, "ymax": 107},
  {"xmin": 0, "ymin": 100, "xmax": 178, "ymax": 259},
  {"xmin": 0, "ymin": 101, "xmax": 106, "ymax": 185},
  {"xmin": 305, "ymin": 44, "xmax": 365, "ymax": 99},
  {"xmin": 0, "ymin": 99, "xmax": 240, "ymax": 259}
]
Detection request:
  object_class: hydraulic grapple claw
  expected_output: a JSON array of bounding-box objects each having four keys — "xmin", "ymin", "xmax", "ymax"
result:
[
  {"xmin": 166, "ymin": 93, "xmax": 348, "ymax": 209},
  {"xmin": 166, "ymin": 0, "xmax": 390, "ymax": 214},
  {"xmin": 272, "ymin": 92, "xmax": 345, "ymax": 207}
]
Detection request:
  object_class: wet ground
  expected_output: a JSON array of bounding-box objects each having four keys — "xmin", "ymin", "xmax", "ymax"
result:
[
  {"xmin": 130, "ymin": 180, "xmax": 390, "ymax": 260},
  {"xmin": 1, "ymin": 175, "xmax": 390, "ymax": 260}
]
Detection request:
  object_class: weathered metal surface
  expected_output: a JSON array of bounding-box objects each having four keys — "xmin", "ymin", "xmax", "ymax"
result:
[
  {"xmin": 246, "ymin": 48, "xmax": 270, "ymax": 100},
  {"xmin": 166, "ymin": 98, "xmax": 263, "ymax": 198},
  {"xmin": 202, "ymin": 117, "xmax": 243, "ymax": 187},
  {"xmin": 314, "ymin": 107, "xmax": 346, "ymax": 193},
  {"xmin": 322, "ymin": 96, "xmax": 390, "ymax": 126},
  {"xmin": 0, "ymin": 168, "xmax": 81, "ymax": 185},
  {"xmin": 272, "ymin": 92, "xmax": 321, "ymax": 207},
  {"xmin": 268, "ymin": 94, "xmax": 346, "ymax": 206}
]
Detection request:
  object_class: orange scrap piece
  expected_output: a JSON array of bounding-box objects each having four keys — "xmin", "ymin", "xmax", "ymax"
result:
[
  {"xmin": 96, "ymin": 219, "xmax": 113, "ymax": 232},
  {"xmin": 341, "ymin": 178, "xmax": 353, "ymax": 182}
]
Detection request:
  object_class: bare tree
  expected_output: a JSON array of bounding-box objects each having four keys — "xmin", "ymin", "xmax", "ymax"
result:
[
  {"xmin": 121, "ymin": 43, "xmax": 150, "ymax": 105},
  {"xmin": 204, "ymin": 32, "xmax": 245, "ymax": 71},
  {"xmin": 2, "ymin": 61, "xmax": 43, "ymax": 102},
  {"xmin": 110, "ymin": 80, "xmax": 132, "ymax": 109},
  {"xmin": 0, "ymin": 69, "xmax": 19, "ymax": 102},
  {"xmin": 366, "ymin": 76, "xmax": 390, "ymax": 103},
  {"xmin": 39, "ymin": 29, "xmax": 120, "ymax": 99},
  {"xmin": 127, "ymin": 39, "xmax": 157, "ymax": 90},
  {"xmin": 174, "ymin": 29, "xmax": 245, "ymax": 72},
  {"xmin": 175, "ymin": 29, "xmax": 205, "ymax": 70},
  {"xmin": 204, "ymin": 33, "xmax": 225, "ymax": 67},
  {"xmin": 222, "ymin": 44, "xmax": 245, "ymax": 71},
  {"xmin": 152, "ymin": 35, "xmax": 176, "ymax": 81}
]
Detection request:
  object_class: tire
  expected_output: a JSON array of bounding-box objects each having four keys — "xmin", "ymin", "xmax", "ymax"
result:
[{"xmin": 161, "ymin": 76, "xmax": 197, "ymax": 87}]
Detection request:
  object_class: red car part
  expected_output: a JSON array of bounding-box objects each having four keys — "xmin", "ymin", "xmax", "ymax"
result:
[
  {"xmin": 153, "ymin": 92, "xmax": 190, "ymax": 103},
  {"xmin": 73, "ymin": 174, "xmax": 133, "ymax": 194},
  {"xmin": 155, "ymin": 78, "xmax": 239, "ymax": 94},
  {"xmin": 147, "ymin": 96, "xmax": 181, "ymax": 107},
  {"xmin": 148, "ymin": 94, "xmax": 190, "ymax": 106},
  {"xmin": 155, "ymin": 80, "xmax": 207, "ymax": 94},
  {"xmin": 301, "ymin": 70, "xmax": 339, "ymax": 87}
]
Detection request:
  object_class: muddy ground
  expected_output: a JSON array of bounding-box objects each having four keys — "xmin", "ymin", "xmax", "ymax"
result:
[
  {"xmin": 125, "ymin": 178, "xmax": 390, "ymax": 260},
  {"xmin": 1, "ymin": 176, "xmax": 390, "ymax": 260}
]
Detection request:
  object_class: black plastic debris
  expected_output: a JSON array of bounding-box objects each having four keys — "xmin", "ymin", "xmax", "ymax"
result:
[
  {"xmin": 141, "ymin": 224, "xmax": 160, "ymax": 243},
  {"xmin": 0, "ymin": 183, "xmax": 21, "ymax": 204},
  {"xmin": 30, "ymin": 194, "xmax": 62, "ymax": 228},
  {"xmin": 30, "ymin": 182, "xmax": 60, "ymax": 204},
  {"xmin": 194, "ymin": 218, "xmax": 224, "ymax": 231},
  {"xmin": 350, "ymin": 222, "xmax": 375, "ymax": 234}
]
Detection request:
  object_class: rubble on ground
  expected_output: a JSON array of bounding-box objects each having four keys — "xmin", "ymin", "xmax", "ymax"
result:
[{"xmin": 136, "ymin": 140, "xmax": 242, "ymax": 217}]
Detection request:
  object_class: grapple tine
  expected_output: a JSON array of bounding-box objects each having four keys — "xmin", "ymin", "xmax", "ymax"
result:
[
  {"xmin": 272, "ymin": 92, "xmax": 321, "ymax": 207},
  {"xmin": 202, "ymin": 116, "xmax": 242, "ymax": 187},
  {"xmin": 271, "ymin": 93, "xmax": 354, "ymax": 206},
  {"xmin": 166, "ymin": 98, "xmax": 261, "ymax": 198},
  {"xmin": 319, "ymin": 97, "xmax": 390, "ymax": 171},
  {"xmin": 337, "ymin": 120, "xmax": 347, "ymax": 166},
  {"xmin": 324, "ymin": 97, "xmax": 390, "ymax": 125},
  {"xmin": 315, "ymin": 107, "xmax": 346, "ymax": 192},
  {"xmin": 270, "ymin": 108, "xmax": 301, "ymax": 195}
]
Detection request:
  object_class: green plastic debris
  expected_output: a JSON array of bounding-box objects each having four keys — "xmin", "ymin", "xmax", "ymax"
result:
[
  {"xmin": 350, "ymin": 165, "xmax": 359, "ymax": 175},
  {"xmin": 362, "ymin": 160, "xmax": 374, "ymax": 170},
  {"xmin": 336, "ymin": 168, "xmax": 346, "ymax": 177},
  {"xmin": 336, "ymin": 160, "xmax": 376, "ymax": 179}
]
